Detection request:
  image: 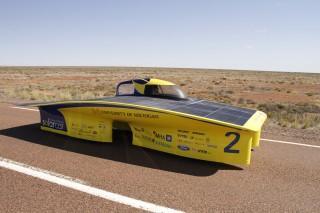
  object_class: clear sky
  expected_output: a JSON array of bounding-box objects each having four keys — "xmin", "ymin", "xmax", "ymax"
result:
[{"xmin": 1, "ymin": 0, "xmax": 319, "ymax": 72}]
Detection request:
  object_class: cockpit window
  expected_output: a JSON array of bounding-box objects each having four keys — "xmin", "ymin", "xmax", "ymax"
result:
[
  {"xmin": 117, "ymin": 82, "xmax": 135, "ymax": 96},
  {"xmin": 144, "ymin": 85, "xmax": 187, "ymax": 100}
]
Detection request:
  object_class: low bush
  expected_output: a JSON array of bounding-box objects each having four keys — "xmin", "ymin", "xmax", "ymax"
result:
[{"xmin": 258, "ymin": 103, "xmax": 320, "ymax": 129}]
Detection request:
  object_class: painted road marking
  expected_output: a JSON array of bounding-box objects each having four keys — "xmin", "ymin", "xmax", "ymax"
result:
[
  {"xmin": 11, "ymin": 106, "xmax": 39, "ymax": 112},
  {"xmin": 10, "ymin": 106, "xmax": 320, "ymax": 149},
  {"xmin": 260, "ymin": 138, "xmax": 320, "ymax": 149},
  {"xmin": 0, "ymin": 157, "xmax": 184, "ymax": 213},
  {"xmin": 0, "ymin": 157, "xmax": 86, "ymax": 184}
]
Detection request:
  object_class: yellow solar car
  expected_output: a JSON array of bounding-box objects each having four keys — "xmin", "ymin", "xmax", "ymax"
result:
[{"xmin": 34, "ymin": 78, "xmax": 267, "ymax": 165}]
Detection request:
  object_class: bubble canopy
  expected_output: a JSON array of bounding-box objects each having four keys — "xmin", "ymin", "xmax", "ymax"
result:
[{"xmin": 116, "ymin": 78, "xmax": 188, "ymax": 100}]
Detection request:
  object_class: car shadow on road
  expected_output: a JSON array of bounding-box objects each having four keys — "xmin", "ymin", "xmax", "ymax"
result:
[{"xmin": 0, "ymin": 123, "xmax": 242, "ymax": 176}]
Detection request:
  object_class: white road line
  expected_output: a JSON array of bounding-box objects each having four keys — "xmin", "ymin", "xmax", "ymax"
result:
[
  {"xmin": 10, "ymin": 106, "xmax": 319, "ymax": 150},
  {"xmin": 0, "ymin": 157, "xmax": 86, "ymax": 184},
  {"xmin": 11, "ymin": 106, "xmax": 39, "ymax": 112},
  {"xmin": 260, "ymin": 138, "xmax": 320, "ymax": 149},
  {"xmin": 0, "ymin": 157, "xmax": 184, "ymax": 213}
]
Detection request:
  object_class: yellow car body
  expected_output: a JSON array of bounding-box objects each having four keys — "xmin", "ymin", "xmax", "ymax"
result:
[{"xmin": 34, "ymin": 78, "xmax": 267, "ymax": 165}]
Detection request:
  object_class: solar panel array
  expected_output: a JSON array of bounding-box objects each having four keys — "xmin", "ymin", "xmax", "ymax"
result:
[{"xmin": 101, "ymin": 96, "xmax": 256, "ymax": 126}]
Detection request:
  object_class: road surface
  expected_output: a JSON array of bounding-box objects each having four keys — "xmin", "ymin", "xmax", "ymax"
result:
[{"xmin": 0, "ymin": 103, "xmax": 319, "ymax": 212}]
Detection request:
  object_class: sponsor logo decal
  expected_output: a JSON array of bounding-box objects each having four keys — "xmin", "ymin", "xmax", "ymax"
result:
[
  {"xmin": 166, "ymin": 135, "xmax": 172, "ymax": 142},
  {"xmin": 192, "ymin": 131, "xmax": 205, "ymax": 136},
  {"xmin": 195, "ymin": 142, "xmax": 205, "ymax": 146},
  {"xmin": 207, "ymin": 144, "xmax": 217, "ymax": 149},
  {"xmin": 197, "ymin": 149, "xmax": 208, "ymax": 154},
  {"xmin": 42, "ymin": 118, "xmax": 65, "ymax": 130},
  {"xmin": 141, "ymin": 134, "xmax": 171, "ymax": 148},
  {"xmin": 177, "ymin": 145, "xmax": 190, "ymax": 151},
  {"xmin": 178, "ymin": 129, "xmax": 189, "ymax": 133},
  {"xmin": 177, "ymin": 134, "xmax": 188, "ymax": 139},
  {"xmin": 153, "ymin": 131, "xmax": 172, "ymax": 142},
  {"xmin": 40, "ymin": 108, "xmax": 67, "ymax": 131},
  {"xmin": 98, "ymin": 123, "xmax": 106, "ymax": 129},
  {"xmin": 177, "ymin": 139, "xmax": 192, "ymax": 144}
]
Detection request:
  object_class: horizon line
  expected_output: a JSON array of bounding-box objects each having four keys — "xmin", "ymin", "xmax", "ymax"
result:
[{"xmin": 0, "ymin": 65, "xmax": 319, "ymax": 74}]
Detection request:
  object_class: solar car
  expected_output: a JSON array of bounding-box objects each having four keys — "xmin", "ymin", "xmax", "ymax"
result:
[{"xmin": 34, "ymin": 78, "xmax": 267, "ymax": 165}]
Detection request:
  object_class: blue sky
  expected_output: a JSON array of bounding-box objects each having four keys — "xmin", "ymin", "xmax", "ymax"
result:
[{"xmin": 0, "ymin": 0, "xmax": 319, "ymax": 72}]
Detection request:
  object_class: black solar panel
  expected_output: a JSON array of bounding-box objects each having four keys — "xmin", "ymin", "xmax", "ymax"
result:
[{"xmin": 100, "ymin": 96, "xmax": 256, "ymax": 126}]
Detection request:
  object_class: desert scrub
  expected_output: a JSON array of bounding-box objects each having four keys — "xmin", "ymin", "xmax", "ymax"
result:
[
  {"xmin": 3, "ymin": 86, "xmax": 109, "ymax": 101},
  {"xmin": 258, "ymin": 103, "xmax": 320, "ymax": 129}
]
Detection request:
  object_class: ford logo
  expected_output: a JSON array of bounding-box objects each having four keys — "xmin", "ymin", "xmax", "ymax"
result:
[{"xmin": 177, "ymin": 145, "xmax": 190, "ymax": 151}]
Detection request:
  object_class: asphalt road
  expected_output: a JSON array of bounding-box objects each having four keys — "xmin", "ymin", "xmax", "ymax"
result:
[{"xmin": 0, "ymin": 103, "xmax": 319, "ymax": 212}]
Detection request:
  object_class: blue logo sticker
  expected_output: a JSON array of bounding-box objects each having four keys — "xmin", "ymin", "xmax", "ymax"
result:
[
  {"xmin": 177, "ymin": 145, "xmax": 190, "ymax": 151},
  {"xmin": 166, "ymin": 134, "xmax": 172, "ymax": 142}
]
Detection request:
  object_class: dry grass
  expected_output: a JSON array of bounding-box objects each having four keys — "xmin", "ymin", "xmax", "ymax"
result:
[
  {"xmin": 258, "ymin": 103, "xmax": 320, "ymax": 129},
  {"xmin": 0, "ymin": 66, "xmax": 319, "ymax": 129}
]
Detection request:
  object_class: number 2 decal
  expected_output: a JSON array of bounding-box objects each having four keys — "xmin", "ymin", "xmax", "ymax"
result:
[{"xmin": 224, "ymin": 132, "xmax": 240, "ymax": 153}]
